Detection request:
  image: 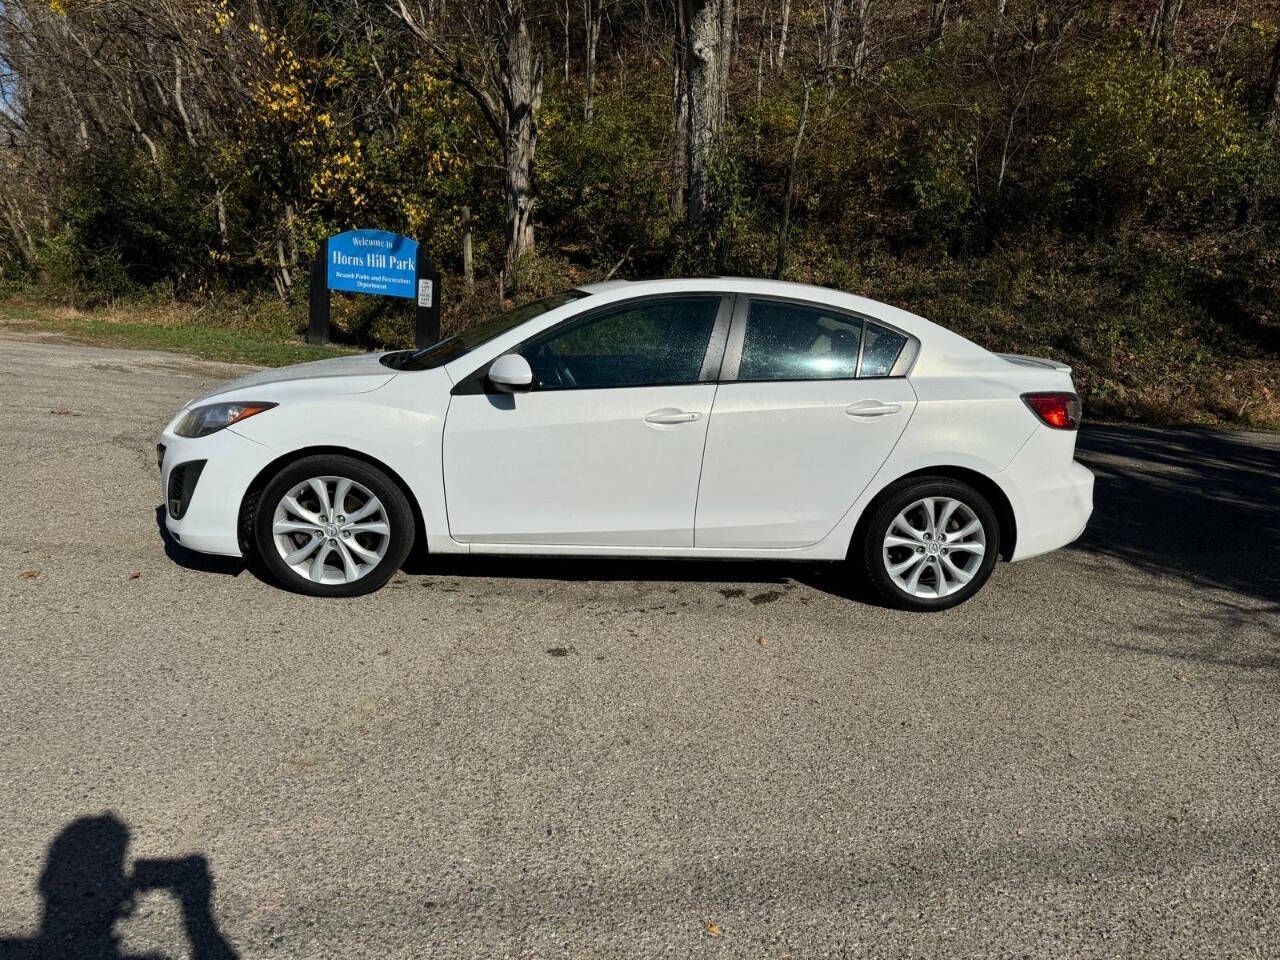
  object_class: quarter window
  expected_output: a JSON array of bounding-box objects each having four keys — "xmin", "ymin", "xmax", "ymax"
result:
[
  {"xmin": 859, "ymin": 322, "xmax": 908, "ymax": 378},
  {"xmin": 520, "ymin": 296, "xmax": 720, "ymax": 390},
  {"xmin": 738, "ymin": 300, "xmax": 863, "ymax": 381}
]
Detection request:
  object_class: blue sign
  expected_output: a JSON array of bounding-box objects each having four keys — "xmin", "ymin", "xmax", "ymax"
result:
[{"xmin": 326, "ymin": 229, "xmax": 418, "ymax": 300}]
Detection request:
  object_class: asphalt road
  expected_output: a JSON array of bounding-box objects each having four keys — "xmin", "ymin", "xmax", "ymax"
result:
[{"xmin": 1, "ymin": 329, "xmax": 1277, "ymax": 960}]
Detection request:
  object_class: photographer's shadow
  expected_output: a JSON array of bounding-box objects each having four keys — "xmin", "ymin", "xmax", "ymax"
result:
[{"xmin": 0, "ymin": 813, "xmax": 237, "ymax": 960}]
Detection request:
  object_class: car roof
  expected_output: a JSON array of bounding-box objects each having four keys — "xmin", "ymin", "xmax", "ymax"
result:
[{"xmin": 577, "ymin": 277, "xmax": 923, "ymax": 324}]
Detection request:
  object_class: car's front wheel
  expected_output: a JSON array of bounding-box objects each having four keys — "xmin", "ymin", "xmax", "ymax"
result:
[
  {"xmin": 859, "ymin": 477, "xmax": 1000, "ymax": 611},
  {"xmin": 254, "ymin": 454, "xmax": 414, "ymax": 597}
]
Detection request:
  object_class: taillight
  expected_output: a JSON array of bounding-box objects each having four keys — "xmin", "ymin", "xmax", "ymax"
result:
[{"xmin": 1022, "ymin": 392, "xmax": 1081, "ymax": 430}]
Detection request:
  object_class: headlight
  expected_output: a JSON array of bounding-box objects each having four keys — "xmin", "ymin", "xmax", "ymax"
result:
[{"xmin": 174, "ymin": 401, "xmax": 277, "ymax": 438}]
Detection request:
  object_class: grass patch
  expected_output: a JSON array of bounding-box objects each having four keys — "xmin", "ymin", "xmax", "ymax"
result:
[{"xmin": 0, "ymin": 299, "xmax": 361, "ymax": 367}]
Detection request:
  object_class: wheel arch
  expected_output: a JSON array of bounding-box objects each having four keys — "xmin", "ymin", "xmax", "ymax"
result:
[
  {"xmin": 237, "ymin": 445, "xmax": 427, "ymax": 556},
  {"xmin": 851, "ymin": 465, "xmax": 1017, "ymax": 562}
]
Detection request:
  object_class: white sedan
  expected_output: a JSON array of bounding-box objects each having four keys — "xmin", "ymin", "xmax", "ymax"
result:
[{"xmin": 157, "ymin": 278, "xmax": 1093, "ymax": 610}]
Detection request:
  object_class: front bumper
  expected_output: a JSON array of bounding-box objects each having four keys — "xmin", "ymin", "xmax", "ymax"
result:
[{"xmin": 158, "ymin": 427, "xmax": 278, "ymax": 557}]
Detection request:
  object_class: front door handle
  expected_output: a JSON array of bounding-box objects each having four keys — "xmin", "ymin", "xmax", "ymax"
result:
[
  {"xmin": 644, "ymin": 408, "xmax": 702, "ymax": 425},
  {"xmin": 846, "ymin": 400, "xmax": 902, "ymax": 418}
]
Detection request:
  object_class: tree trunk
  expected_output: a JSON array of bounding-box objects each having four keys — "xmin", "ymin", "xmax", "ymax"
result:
[
  {"xmin": 670, "ymin": 8, "xmax": 689, "ymax": 217},
  {"xmin": 683, "ymin": 0, "xmax": 726, "ymax": 228},
  {"xmin": 824, "ymin": 0, "xmax": 845, "ymax": 81},
  {"xmin": 929, "ymin": 0, "xmax": 948, "ymax": 43},
  {"xmin": 462, "ymin": 205, "xmax": 475, "ymax": 293},
  {"xmin": 500, "ymin": 1, "xmax": 543, "ymax": 274},
  {"xmin": 1265, "ymin": 30, "xmax": 1280, "ymax": 131},
  {"xmin": 777, "ymin": 0, "xmax": 790, "ymax": 71},
  {"xmin": 1149, "ymin": 0, "xmax": 1182, "ymax": 71},
  {"xmin": 214, "ymin": 183, "xmax": 228, "ymax": 247},
  {"xmin": 718, "ymin": 0, "xmax": 735, "ymax": 122},
  {"xmin": 394, "ymin": 0, "xmax": 542, "ymax": 276},
  {"xmin": 1, "ymin": 197, "xmax": 38, "ymax": 265},
  {"xmin": 584, "ymin": 0, "xmax": 602, "ymax": 121},
  {"xmin": 562, "ymin": 0, "xmax": 571, "ymax": 83},
  {"xmin": 775, "ymin": 83, "xmax": 810, "ymax": 278},
  {"xmin": 851, "ymin": 0, "xmax": 872, "ymax": 81}
]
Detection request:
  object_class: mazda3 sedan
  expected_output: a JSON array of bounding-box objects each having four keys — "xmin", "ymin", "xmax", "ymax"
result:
[{"xmin": 157, "ymin": 278, "xmax": 1093, "ymax": 610}]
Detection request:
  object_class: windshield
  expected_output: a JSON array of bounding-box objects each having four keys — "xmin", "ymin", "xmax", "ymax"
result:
[{"xmin": 381, "ymin": 290, "xmax": 587, "ymax": 371}]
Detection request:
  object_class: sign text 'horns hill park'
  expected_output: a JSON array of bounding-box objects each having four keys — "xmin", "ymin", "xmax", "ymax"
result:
[
  {"xmin": 308, "ymin": 228, "xmax": 441, "ymax": 347},
  {"xmin": 326, "ymin": 229, "xmax": 419, "ymax": 300}
]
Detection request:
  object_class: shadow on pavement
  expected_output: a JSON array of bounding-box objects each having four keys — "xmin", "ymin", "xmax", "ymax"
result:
[
  {"xmin": 403, "ymin": 551, "xmax": 875, "ymax": 603},
  {"xmin": 0, "ymin": 813, "xmax": 237, "ymax": 960},
  {"xmin": 1074, "ymin": 425, "xmax": 1280, "ymax": 603},
  {"xmin": 154, "ymin": 506, "xmax": 245, "ymax": 577}
]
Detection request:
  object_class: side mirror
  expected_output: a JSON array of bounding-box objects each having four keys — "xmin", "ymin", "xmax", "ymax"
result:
[{"xmin": 488, "ymin": 353, "xmax": 534, "ymax": 393}]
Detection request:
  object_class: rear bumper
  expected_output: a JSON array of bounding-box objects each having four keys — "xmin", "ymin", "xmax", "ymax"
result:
[
  {"xmin": 996, "ymin": 427, "xmax": 1094, "ymax": 562},
  {"xmin": 158, "ymin": 427, "xmax": 278, "ymax": 557}
]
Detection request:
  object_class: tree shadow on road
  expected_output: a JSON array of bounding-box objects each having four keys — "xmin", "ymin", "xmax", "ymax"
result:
[
  {"xmin": 1073, "ymin": 425, "xmax": 1280, "ymax": 604},
  {"xmin": 0, "ymin": 813, "xmax": 237, "ymax": 960}
]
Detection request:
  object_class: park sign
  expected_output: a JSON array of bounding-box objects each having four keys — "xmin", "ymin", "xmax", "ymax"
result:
[
  {"xmin": 309, "ymin": 229, "xmax": 441, "ymax": 348},
  {"xmin": 327, "ymin": 229, "xmax": 419, "ymax": 299}
]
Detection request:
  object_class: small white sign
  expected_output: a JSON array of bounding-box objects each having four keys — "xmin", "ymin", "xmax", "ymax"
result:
[{"xmin": 417, "ymin": 279, "xmax": 434, "ymax": 308}]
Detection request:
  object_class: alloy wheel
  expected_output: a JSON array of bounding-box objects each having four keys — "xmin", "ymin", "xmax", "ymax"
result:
[
  {"xmin": 881, "ymin": 496, "xmax": 986, "ymax": 599},
  {"xmin": 271, "ymin": 476, "xmax": 391, "ymax": 585}
]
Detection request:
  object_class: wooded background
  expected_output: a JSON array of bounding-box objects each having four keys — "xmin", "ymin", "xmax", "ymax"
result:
[{"xmin": 2, "ymin": 0, "xmax": 1278, "ymax": 424}]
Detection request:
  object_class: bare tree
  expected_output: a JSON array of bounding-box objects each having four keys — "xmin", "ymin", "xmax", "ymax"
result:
[
  {"xmin": 823, "ymin": 0, "xmax": 846, "ymax": 81},
  {"xmin": 777, "ymin": 0, "xmax": 791, "ymax": 70},
  {"xmin": 775, "ymin": 81, "xmax": 811, "ymax": 276},
  {"xmin": 671, "ymin": 0, "xmax": 690, "ymax": 216},
  {"xmin": 851, "ymin": 0, "xmax": 874, "ymax": 80},
  {"xmin": 0, "ymin": 0, "xmax": 287, "ymax": 284},
  {"xmin": 396, "ymin": 0, "xmax": 544, "ymax": 274},
  {"xmin": 719, "ymin": 0, "xmax": 737, "ymax": 120},
  {"xmin": 584, "ymin": 0, "xmax": 604, "ymax": 120}
]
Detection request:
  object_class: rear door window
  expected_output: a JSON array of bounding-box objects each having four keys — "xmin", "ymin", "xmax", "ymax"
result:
[{"xmin": 737, "ymin": 300, "xmax": 863, "ymax": 381}]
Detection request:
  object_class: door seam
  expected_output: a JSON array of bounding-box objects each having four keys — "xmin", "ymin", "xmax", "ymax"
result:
[{"xmin": 690, "ymin": 381, "xmax": 721, "ymax": 548}]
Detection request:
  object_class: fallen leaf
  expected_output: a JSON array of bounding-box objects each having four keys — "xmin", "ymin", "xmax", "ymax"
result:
[
  {"xmin": 18, "ymin": 570, "xmax": 39, "ymax": 579},
  {"xmin": 128, "ymin": 571, "xmax": 142, "ymax": 580},
  {"xmin": 702, "ymin": 919, "xmax": 721, "ymax": 937}
]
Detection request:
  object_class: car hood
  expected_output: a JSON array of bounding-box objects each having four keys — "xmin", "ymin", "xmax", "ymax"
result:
[{"xmin": 187, "ymin": 352, "xmax": 397, "ymax": 407}]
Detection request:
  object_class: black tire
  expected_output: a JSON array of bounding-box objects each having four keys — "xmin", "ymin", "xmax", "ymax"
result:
[
  {"xmin": 858, "ymin": 476, "xmax": 1000, "ymax": 612},
  {"xmin": 254, "ymin": 454, "xmax": 415, "ymax": 597}
]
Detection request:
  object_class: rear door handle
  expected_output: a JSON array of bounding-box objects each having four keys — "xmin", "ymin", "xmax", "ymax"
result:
[
  {"xmin": 644, "ymin": 408, "xmax": 702, "ymax": 425},
  {"xmin": 845, "ymin": 400, "xmax": 902, "ymax": 418}
]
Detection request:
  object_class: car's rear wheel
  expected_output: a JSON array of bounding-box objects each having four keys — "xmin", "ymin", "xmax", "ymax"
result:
[
  {"xmin": 859, "ymin": 477, "xmax": 999, "ymax": 611},
  {"xmin": 254, "ymin": 455, "xmax": 414, "ymax": 597}
]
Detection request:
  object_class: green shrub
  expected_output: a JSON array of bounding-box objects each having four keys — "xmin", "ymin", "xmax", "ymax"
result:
[
  {"xmin": 61, "ymin": 146, "xmax": 218, "ymax": 300},
  {"xmin": 1058, "ymin": 49, "xmax": 1265, "ymax": 226}
]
